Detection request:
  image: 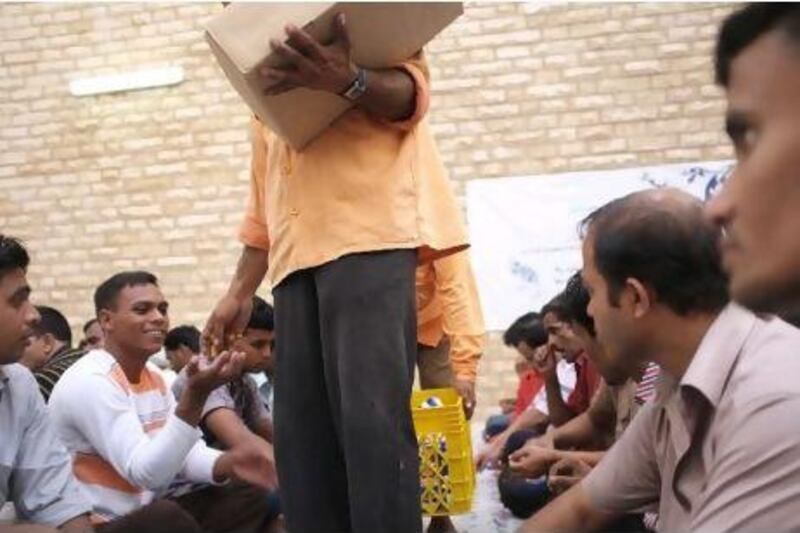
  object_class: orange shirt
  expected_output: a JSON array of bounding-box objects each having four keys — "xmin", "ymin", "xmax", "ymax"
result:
[
  {"xmin": 416, "ymin": 251, "xmax": 485, "ymax": 382},
  {"xmin": 239, "ymin": 52, "xmax": 468, "ymax": 288}
]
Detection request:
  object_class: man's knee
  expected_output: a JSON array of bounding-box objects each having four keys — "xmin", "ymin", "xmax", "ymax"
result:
[
  {"xmin": 144, "ymin": 500, "xmax": 200, "ymax": 532},
  {"xmin": 502, "ymin": 429, "xmax": 540, "ymax": 461},
  {"xmin": 497, "ymin": 468, "xmax": 551, "ymax": 519}
]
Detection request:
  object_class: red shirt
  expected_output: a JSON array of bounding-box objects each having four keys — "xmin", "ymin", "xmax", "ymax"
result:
[
  {"xmin": 513, "ymin": 369, "xmax": 544, "ymax": 418},
  {"xmin": 566, "ymin": 353, "xmax": 602, "ymax": 415}
]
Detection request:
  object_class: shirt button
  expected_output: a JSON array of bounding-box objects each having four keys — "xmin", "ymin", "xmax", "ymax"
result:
[
  {"xmin": 281, "ymin": 162, "xmax": 292, "ymax": 176},
  {"xmin": 289, "ymin": 208, "xmax": 299, "ymax": 217}
]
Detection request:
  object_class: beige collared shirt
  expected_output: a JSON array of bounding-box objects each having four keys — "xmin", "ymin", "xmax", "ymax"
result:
[{"xmin": 584, "ymin": 304, "xmax": 800, "ymax": 531}]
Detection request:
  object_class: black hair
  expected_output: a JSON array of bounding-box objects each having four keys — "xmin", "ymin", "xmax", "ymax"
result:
[
  {"xmin": 541, "ymin": 293, "xmax": 570, "ymax": 323},
  {"xmin": 247, "ymin": 295, "xmax": 274, "ymax": 331},
  {"xmin": 94, "ymin": 271, "xmax": 158, "ymax": 315},
  {"xmin": 164, "ymin": 325, "xmax": 201, "ymax": 353},
  {"xmin": 0, "ymin": 235, "xmax": 30, "ymax": 277},
  {"xmin": 503, "ymin": 312, "xmax": 548, "ymax": 349},
  {"xmin": 581, "ymin": 190, "xmax": 729, "ymax": 316},
  {"xmin": 33, "ymin": 305, "xmax": 72, "ymax": 346},
  {"xmin": 83, "ymin": 318, "xmax": 98, "ymax": 333},
  {"xmin": 562, "ymin": 272, "xmax": 595, "ymax": 336},
  {"xmin": 716, "ymin": 4, "xmax": 800, "ymax": 87}
]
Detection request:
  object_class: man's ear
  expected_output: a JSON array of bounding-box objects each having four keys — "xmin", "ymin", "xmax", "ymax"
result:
[
  {"xmin": 624, "ymin": 277, "xmax": 652, "ymax": 319},
  {"xmin": 42, "ymin": 332, "xmax": 57, "ymax": 356},
  {"xmin": 98, "ymin": 309, "xmax": 113, "ymax": 333}
]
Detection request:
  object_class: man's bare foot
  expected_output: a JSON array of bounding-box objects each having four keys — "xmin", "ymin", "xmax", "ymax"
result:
[{"xmin": 427, "ymin": 515, "xmax": 457, "ymax": 533}]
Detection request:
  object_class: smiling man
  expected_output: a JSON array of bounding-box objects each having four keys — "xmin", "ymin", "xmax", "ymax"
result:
[
  {"xmin": 49, "ymin": 271, "xmax": 277, "ymax": 531},
  {"xmin": 707, "ymin": 4, "xmax": 800, "ymax": 315}
]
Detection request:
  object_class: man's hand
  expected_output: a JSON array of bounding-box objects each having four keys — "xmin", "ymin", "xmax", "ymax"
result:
[
  {"xmin": 260, "ymin": 13, "xmax": 356, "ymax": 96},
  {"xmin": 214, "ymin": 439, "xmax": 279, "ymax": 491},
  {"xmin": 508, "ymin": 441, "xmax": 560, "ymax": 478},
  {"xmin": 475, "ymin": 432, "xmax": 508, "ymax": 471},
  {"xmin": 547, "ymin": 457, "xmax": 592, "ymax": 495},
  {"xmin": 525, "ymin": 432, "xmax": 555, "ymax": 450},
  {"xmin": 185, "ymin": 351, "xmax": 246, "ymax": 397},
  {"xmin": 176, "ymin": 351, "xmax": 246, "ymax": 428},
  {"xmin": 499, "ymin": 397, "xmax": 516, "ymax": 414},
  {"xmin": 454, "ymin": 378, "xmax": 476, "ymax": 420},
  {"xmin": 204, "ymin": 294, "xmax": 253, "ymax": 357},
  {"xmin": 531, "ymin": 345, "xmax": 557, "ymax": 379}
]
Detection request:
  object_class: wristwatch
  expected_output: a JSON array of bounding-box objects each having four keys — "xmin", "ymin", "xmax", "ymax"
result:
[{"xmin": 340, "ymin": 67, "xmax": 367, "ymax": 102}]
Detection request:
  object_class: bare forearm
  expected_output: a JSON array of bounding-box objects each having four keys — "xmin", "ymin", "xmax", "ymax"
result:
[
  {"xmin": 356, "ymin": 67, "xmax": 416, "ymax": 122},
  {"xmin": 554, "ymin": 449, "xmax": 605, "ymax": 468},
  {"xmin": 174, "ymin": 387, "xmax": 208, "ymax": 428},
  {"xmin": 521, "ymin": 484, "xmax": 615, "ymax": 533},
  {"xmin": 511, "ymin": 406, "xmax": 549, "ymax": 434},
  {"xmin": 228, "ymin": 246, "xmax": 268, "ymax": 300},
  {"xmin": 253, "ymin": 416, "xmax": 273, "ymax": 443},
  {"xmin": 551, "ymin": 413, "xmax": 598, "ymax": 450},
  {"xmin": 544, "ymin": 374, "xmax": 574, "ymax": 427}
]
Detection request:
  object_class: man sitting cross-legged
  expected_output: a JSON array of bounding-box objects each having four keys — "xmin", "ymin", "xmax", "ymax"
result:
[{"xmin": 49, "ymin": 271, "xmax": 276, "ymax": 531}]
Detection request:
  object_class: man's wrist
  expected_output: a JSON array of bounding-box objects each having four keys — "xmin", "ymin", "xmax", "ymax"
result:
[
  {"xmin": 546, "ymin": 448, "xmax": 562, "ymax": 464},
  {"xmin": 339, "ymin": 65, "xmax": 366, "ymax": 101},
  {"xmin": 227, "ymin": 282, "xmax": 252, "ymax": 303},
  {"xmin": 175, "ymin": 387, "xmax": 208, "ymax": 427}
]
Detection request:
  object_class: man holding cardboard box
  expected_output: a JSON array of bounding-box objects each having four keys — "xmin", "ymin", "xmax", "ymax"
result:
[{"xmin": 205, "ymin": 11, "xmax": 468, "ymax": 533}]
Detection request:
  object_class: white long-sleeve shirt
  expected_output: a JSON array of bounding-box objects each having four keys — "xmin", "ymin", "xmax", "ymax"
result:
[
  {"xmin": 49, "ymin": 349, "xmax": 221, "ymax": 522},
  {"xmin": 528, "ymin": 358, "xmax": 577, "ymax": 415}
]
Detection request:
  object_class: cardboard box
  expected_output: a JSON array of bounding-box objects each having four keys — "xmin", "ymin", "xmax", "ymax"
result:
[{"xmin": 205, "ymin": 2, "xmax": 463, "ymax": 149}]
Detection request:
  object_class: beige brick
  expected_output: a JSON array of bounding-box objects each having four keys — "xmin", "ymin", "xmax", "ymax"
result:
[{"xmin": 0, "ymin": 1, "xmax": 735, "ymax": 423}]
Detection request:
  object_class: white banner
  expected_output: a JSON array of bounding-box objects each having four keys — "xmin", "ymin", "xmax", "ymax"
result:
[{"xmin": 466, "ymin": 160, "xmax": 733, "ymax": 331}]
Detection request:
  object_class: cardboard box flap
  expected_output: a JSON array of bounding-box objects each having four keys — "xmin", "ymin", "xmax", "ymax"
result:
[
  {"xmin": 205, "ymin": 3, "xmax": 332, "ymax": 74},
  {"xmin": 205, "ymin": 2, "xmax": 463, "ymax": 149}
]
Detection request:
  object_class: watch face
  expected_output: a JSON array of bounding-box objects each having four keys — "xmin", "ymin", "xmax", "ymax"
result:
[{"xmin": 343, "ymin": 68, "xmax": 365, "ymax": 101}]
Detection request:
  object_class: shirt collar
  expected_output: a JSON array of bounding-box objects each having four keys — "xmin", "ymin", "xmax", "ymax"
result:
[{"xmin": 659, "ymin": 303, "xmax": 757, "ymax": 408}]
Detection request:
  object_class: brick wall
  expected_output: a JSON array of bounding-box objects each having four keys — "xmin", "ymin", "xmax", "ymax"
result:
[{"xmin": 0, "ymin": 2, "xmax": 733, "ymax": 421}]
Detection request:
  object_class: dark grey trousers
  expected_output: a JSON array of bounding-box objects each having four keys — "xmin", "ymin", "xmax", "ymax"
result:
[{"xmin": 272, "ymin": 250, "xmax": 422, "ymax": 533}]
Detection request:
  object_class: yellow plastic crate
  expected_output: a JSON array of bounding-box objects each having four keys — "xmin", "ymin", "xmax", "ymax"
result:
[{"xmin": 411, "ymin": 388, "xmax": 476, "ymax": 516}]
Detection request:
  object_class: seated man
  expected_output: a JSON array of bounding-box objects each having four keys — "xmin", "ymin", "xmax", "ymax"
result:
[
  {"xmin": 169, "ymin": 296, "xmax": 279, "ymax": 531},
  {"xmin": 164, "ymin": 325, "xmax": 201, "ymax": 374},
  {"xmin": 0, "ymin": 239, "xmax": 200, "ymax": 533},
  {"xmin": 81, "ymin": 318, "xmax": 104, "ymax": 351},
  {"xmin": 19, "ymin": 306, "xmax": 73, "ymax": 372},
  {"xmin": 49, "ymin": 271, "xmax": 276, "ymax": 531},
  {"xmin": 523, "ymin": 189, "xmax": 800, "ymax": 531},
  {"xmin": 15, "ymin": 305, "xmax": 87, "ymax": 402},
  {"xmin": 477, "ymin": 293, "xmax": 600, "ymax": 470},
  {"xmin": 505, "ymin": 272, "xmax": 656, "ymax": 524},
  {"xmin": 483, "ymin": 313, "xmax": 547, "ymax": 441},
  {"xmin": 0, "ymin": 236, "xmax": 93, "ymax": 532}
]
